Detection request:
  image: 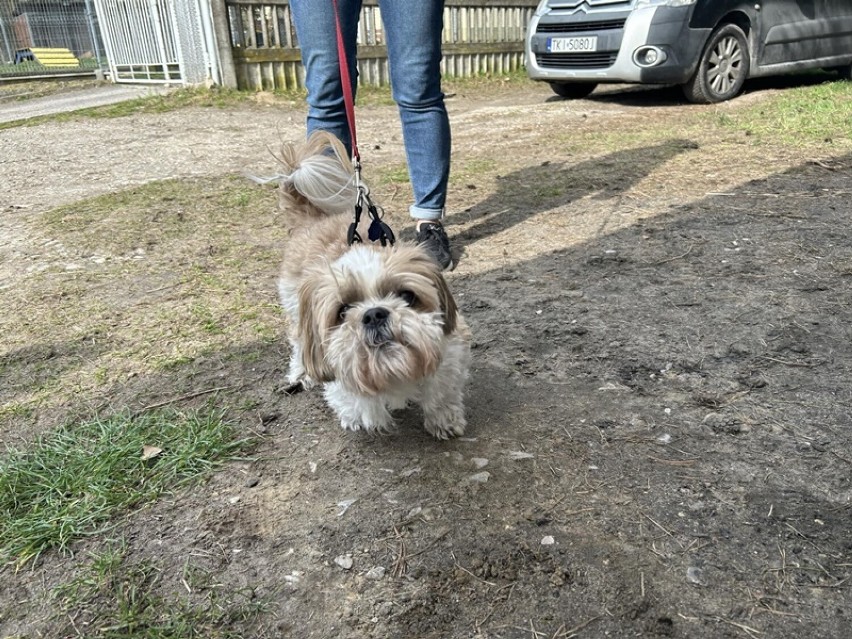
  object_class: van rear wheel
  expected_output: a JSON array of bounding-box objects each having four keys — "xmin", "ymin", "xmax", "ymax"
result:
[
  {"xmin": 682, "ymin": 24, "xmax": 750, "ymax": 104},
  {"xmin": 549, "ymin": 82, "xmax": 597, "ymax": 99}
]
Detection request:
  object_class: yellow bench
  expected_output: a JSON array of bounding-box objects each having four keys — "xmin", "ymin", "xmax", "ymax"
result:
[{"xmin": 18, "ymin": 48, "xmax": 81, "ymax": 68}]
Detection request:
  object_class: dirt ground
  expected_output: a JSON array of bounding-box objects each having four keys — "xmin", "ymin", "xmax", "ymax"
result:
[{"xmin": 1, "ymin": 78, "xmax": 851, "ymax": 638}]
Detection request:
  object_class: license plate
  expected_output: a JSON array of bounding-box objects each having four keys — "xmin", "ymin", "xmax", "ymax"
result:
[{"xmin": 547, "ymin": 36, "xmax": 598, "ymax": 53}]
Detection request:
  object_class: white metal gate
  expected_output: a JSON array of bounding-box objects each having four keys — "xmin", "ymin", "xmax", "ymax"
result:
[{"xmin": 93, "ymin": 0, "xmax": 220, "ymax": 84}]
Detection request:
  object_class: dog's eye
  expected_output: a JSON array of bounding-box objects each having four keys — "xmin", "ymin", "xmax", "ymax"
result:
[
  {"xmin": 337, "ymin": 304, "xmax": 352, "ymax": 321},
  {"xmin": 399, "ymin": 290, "xmax": 417, "ymax": 306}
]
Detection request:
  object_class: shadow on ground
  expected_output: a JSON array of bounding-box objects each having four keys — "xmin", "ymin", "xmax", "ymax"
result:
[
  {"xmin": 448, "ymin": 139, "xmax": 698, "ymax": 252},
  {"xmin": 537, "ymin": 71, "xmax": 845, "ymax": 108}
]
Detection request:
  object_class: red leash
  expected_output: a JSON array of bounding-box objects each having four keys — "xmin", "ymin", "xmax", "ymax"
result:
[{"xmin": 331, "ymin": 0, "xmax": 360, "ymax": 164}]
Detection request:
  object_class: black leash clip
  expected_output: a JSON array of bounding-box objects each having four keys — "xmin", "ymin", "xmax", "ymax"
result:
[
  {"xmin": 367, "ymin": 203, "xmax": 395, "ymax": 247},
  {"xmin": 347, "ymin": 203, "xmax": 363, "ymax": 245},
  {"xmin": 348, "ymin": 166, "xmax": 395, "ymax": 247}
]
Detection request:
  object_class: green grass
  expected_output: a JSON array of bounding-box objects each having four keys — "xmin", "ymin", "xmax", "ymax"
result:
[
  {"xmin": 0, "ymin": 402, "xmax": 34, "ymax": 421},
  {"xmin": 378, "ymin": 163, "xmax": 412, "ymax": 185},
  {"xmin": 714, "ymin": 79, "xmax": 852, "ymax": 145},
  {"xmin": 41, "ymin": 176, "xmax": 269, "ymax": 255},
  {"xmin": 54, "ymin": 541, "xmax": 268, "ymax": 638},
  {"xmin": 0, "ymin": 70, "xmax": 534, "ymax": 130},
  {"xmin": 0, "ymin": 58, "xmax": 101, "ymax": 76},
  {"xmin": 350, "ymin": 83, "xmax": 396, "ymax": 107},
  {"xmin": 0, "ymin": 409, "xmax": 249, "ymax": 566},
  {"xmin": 451, "ymin": 158, "xmax": 499, "ymax": 186},
  {"xmin": 85, "ymin": 86, "xmax": 253, "ymax": 116}
]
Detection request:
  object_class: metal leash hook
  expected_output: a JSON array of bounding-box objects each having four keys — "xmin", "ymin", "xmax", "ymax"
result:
[
  {"xmin": 347, "ymin": 160, "xmax": 366, "ymax": 245},
  {"xmin": 347, "ymin": 160, "xmax": 395, "ymax": 247}
]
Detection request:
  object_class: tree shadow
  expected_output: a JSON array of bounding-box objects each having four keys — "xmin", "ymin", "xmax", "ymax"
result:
[{"xmin": 446, "ymin": 139, "xmax": 698, "ymax": 255}]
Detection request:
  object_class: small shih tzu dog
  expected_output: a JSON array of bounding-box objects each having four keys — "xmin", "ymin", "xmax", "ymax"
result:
[{"xmin": 275, "ymin": 132, "xmax": 470, "ymax": 439}]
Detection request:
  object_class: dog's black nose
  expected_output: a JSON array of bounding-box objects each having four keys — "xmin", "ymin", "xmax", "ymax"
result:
[{"xmin": 362, "ymin": 307, "xmax": 390, "ymax": 328}]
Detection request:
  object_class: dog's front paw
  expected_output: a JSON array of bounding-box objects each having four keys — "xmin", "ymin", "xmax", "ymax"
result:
[
  {"xmin": 340, "ymin": 416, "xmax": 394, "ymax": 435},
  {"xmin": 286, "ymin": 370, "xmax": 316, "ymax": 390},
  {"xmin": 424, "ymin": 406, "xmax": 466, "ymax": 440},
  {"xmin": 325, "ymin": 382, "xmax": 395, "ymax": 435},
  {"xmin": 296, "ymin": 376, "xmax": 317, "ymax": 391},
  {"xmin": 286, "ymin": 349, "xmax": 317, "ymax": 391},
  {"xmin": 282, "ymin": 375, "xmax": 316, "ymax": 395}
]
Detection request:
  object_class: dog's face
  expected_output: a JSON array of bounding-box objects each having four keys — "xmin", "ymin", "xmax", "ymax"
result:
[{"xmin": 298, "ymin": 244, "xmax": 458, "ymax": 395}]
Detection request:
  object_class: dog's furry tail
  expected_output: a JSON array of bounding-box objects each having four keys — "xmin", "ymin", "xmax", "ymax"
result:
[{"xmin": 275, "ymin": 131, "xmax": 357, "ymax": 227}]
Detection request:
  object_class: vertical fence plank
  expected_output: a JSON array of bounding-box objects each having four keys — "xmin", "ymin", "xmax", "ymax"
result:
[
  {"xmin": 226, "ymin": 0, "xmax": 536, "ymax": 91},
  {"xmin": 271, "ymin": 6, "xmax": 281, "ymax": 47}
]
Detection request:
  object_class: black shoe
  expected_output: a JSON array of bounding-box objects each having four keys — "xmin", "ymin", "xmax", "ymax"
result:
[{"xmin": 416, "ymin": 222, "xmax": 454, "ymax": 271}]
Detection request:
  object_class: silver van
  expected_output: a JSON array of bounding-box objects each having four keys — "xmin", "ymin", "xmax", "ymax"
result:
[{"xmin": 525, "ymin": 0, "xmax": 852, "ymax": 103}]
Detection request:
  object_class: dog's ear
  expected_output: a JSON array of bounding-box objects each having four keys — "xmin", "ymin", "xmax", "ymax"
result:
[
  {"xmin": 297, "ymin": 276, "xmax": 335, "ymax": 383},
  {"xmin": 395, "ymin": 247, "xmax": 459, "ymax": 336},
  {"xmin": 434, "ymin": 271, "xmax": 458, "ymax": 336}
]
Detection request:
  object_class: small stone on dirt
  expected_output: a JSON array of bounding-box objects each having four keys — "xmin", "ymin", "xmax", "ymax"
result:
[
  {"xmin": 703, "ymin": 412, "xmax": 745, "ymax": 434},
  {"xmin": 334, "ymin": 555, "xmax": 354, "ymax": 570},
  {"xmin": 686, "ymin": 566, "xmax": 705, "ymax": 585},
  {"xmin": 366, "ymin": 566, "xmax": 386, "ymax": 580},
  {"xmin": 336, "ymin": 499, "xmax": 357, "ymax": 517},
  {"xmin": 468, "ymin": 471, "xmax": 490, "ymax": 483},
  {"xmin": 405, "ymin": 506, "xmax": 422, "ymax": 520}
]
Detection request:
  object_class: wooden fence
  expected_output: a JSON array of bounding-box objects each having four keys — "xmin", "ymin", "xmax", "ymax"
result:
[{"xmin": 220, "ymin": 0, "xmax": 538, "ymax": 91}]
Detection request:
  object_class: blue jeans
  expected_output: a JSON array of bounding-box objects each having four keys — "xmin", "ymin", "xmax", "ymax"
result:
[{"xmin": 290, "ymin": 0, "xmax": 450, "ymax": 221}]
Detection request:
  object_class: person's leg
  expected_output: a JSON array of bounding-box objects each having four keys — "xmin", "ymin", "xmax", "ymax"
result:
[
  {"xmin": 379, "ymin": 0, "xmax": 450, "ymax": 219},
  {"xmin": 378, "ymin": 0, "xmax": 453, "ymax": 268},
  {"xmin": 290, "ymin": 0, "xmax": 362, "ymax": 154}
]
